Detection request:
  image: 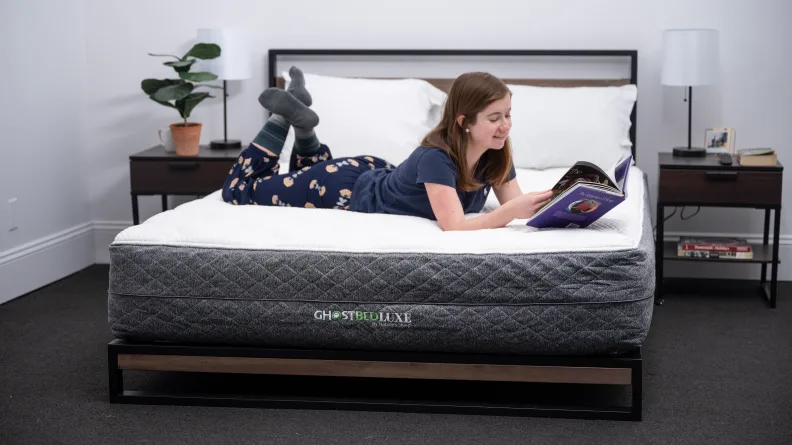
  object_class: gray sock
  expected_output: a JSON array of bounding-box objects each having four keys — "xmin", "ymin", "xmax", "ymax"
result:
[
  {"xmin": 294, "ymin": 127, "xmax": 320, "ymax": 155},
  {"xmin": 287, "ymin": 66, "xmax": 311, "ymax": 107},
  {"xmin": 268, "ymin": 113, "xmax": 288, "ymax": 129},
  {"xmin": 258, "ymin": 88, "xmax": 319, "ymax": 130},
  {"xmin": 251, "ymin": 114, "xmax": 288, "ymax": 155}
]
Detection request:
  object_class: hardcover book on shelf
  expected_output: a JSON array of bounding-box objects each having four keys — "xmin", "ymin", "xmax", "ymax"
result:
[
  {"xmin": 526, "ymin": 155, "xmax": 632, "ymax": 229},
  {"xmin": 677, "ymin": 236, "xmax": 753, "ymax": 259},
  {"xmin": 678, "ymin": 250, "xmax": 754, "ymax": 259}
]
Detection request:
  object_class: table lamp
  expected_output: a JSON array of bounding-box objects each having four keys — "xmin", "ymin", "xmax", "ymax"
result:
[
  {"xmin": 661, "ymin": 29, "xmax": 720, "ymax": 157},
  {"xmin": 197, "ymin": 28, "xmax": 252, "ymax": 150}
]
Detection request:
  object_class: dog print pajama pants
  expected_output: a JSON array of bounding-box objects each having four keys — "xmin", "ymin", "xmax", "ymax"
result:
[{"xmin": 222, "ymin": 144, "xmax": 392, "ymax": 210}]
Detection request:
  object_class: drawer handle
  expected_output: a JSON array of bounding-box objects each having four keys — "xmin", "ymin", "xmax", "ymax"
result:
[
  {"xmin": 168, "ymin": 162, "xmax": 200, "ymax": 171},
  {"xmin": 705, "ymin": 171, "xmax": 737, "ymax": 181}
]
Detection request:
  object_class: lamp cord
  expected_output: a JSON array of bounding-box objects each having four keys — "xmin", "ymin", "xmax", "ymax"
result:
[
  {"xmin": 652, "ymin": 206, "xmax": 679, "ymax": 238},
  {"xmin": 680, "ymin": 206, "xmax": 700, "ymax": 220},
  {"xmin": 652, "ymin": 206, "xmax": 702, "ymax": 239}
]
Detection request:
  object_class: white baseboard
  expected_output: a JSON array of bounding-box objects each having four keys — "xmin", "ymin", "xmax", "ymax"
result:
[
  {"xmin": 0, "ymin": 222, "xmax": 95, "ymax": 306},
  {"xmin": 93, "ymin": 221, "xmax": 129, "ymax": 265}
]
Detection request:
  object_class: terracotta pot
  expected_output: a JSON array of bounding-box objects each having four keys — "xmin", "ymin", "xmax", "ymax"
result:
[{"xmin": 170, "ymin": 122, "xmax": 202, "ymax": 156}]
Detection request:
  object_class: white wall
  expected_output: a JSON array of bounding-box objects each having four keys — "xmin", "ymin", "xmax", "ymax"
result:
[
  {"xmin": 2, "ymin": 0, "xmax": 791, "ymax": 298},
  {"xmin": 0, "ymin": 0, "xmax": 95, "ymax": 304}
]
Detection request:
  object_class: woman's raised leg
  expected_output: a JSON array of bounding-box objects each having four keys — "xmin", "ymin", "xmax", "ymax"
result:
[{"xmin": 222, "ymin": 85, "xmax": 318, "ymax": 205}]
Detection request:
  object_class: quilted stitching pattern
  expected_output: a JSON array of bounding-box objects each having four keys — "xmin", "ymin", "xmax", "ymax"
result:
[
  {"xmin": 108, "ymin": 245, "xmax": 652, "ymax": 305},
  {"xmin": 108, "ymin": 178, "xmax": 655, "ymax": 355},
  {"xmin": 109, "ymin": 296, "xmax": 653, "ymax": 355}
]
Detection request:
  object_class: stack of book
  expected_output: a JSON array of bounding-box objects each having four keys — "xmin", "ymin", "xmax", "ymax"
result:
[
  {"xmin": 738, "ymin": 148, "xmax": 777, "ymax": 166},
  {"xmin": 677, "ymin": 237, "xmax": 753, "ymax": 259}
]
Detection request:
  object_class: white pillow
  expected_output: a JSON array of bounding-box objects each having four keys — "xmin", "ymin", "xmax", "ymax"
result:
[
  {"xmin": 279, "ymin": 72, "xmax": 446, "ymax": 173},
  {"xmin": 506, "ymin": 84, "xmax": 637, "ymax": 170}
]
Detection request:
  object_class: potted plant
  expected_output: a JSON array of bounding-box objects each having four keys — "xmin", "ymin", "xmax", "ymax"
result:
[{"xmin": 141, "ymin": 43, "xmax": 221, "ymax": 156}]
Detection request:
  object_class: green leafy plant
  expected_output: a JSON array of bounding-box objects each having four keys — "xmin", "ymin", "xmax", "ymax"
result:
[{"xmin": 141, "ymin": 43, "xmax": 222, "ymax": 125}]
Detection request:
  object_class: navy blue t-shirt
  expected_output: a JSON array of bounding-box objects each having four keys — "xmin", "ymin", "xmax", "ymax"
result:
[{"xmin": 350, "ymin": 146, "xmax": 517, "ymax": 220}]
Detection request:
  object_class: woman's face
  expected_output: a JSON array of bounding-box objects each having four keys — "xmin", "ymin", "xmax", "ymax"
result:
[{"xmin": 465, "ymin": 95, "xmax": 512, "ymax": 151}]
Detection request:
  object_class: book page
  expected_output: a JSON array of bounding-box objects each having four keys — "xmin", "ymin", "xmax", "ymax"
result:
[
  {"xmin": 613, "ymin": 155, "xmax": 633, "ymax": 192},
  {"xmin": 535, "ymin": 180, "xmax": 624, "ymax": 216},
  {"xmin": 550, "ymin": 161, "xmax": 619, "ymax": 199}
]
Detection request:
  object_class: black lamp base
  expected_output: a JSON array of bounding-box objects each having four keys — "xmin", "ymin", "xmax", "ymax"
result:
[
  {"xmin": 672, "ymin": 146, "xmax": 707, "ymax": 158},
  {"xmin": 210, "ymin": 139, "xmax": 242, "ymax": 150}
]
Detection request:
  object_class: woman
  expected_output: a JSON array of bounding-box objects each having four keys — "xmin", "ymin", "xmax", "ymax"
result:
[{"xmin": 222, "ymin": 68, "xmax": 552, "ymax": 231}]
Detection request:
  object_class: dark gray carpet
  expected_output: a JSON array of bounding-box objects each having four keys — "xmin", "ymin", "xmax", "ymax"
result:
[{"xmin": 1, "ymin": 265, "xmax": 791, "ymax": 445}]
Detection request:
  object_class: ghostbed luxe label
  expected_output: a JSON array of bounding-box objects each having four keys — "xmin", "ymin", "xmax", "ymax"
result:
[{"xmin": 314, "ymin": 310, "xmax": 412, "ymax": 327}]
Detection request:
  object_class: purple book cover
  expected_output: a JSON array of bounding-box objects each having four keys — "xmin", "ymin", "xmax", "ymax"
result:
[
  {"xmin": 526, "ymin": 155, "xmax": 632, "ymax": 229},
  {"xmin": 614, "ymin": 154, "xmax": 632, "ymax": 191}
]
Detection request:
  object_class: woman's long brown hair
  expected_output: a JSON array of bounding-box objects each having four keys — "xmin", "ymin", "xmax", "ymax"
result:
[{"xmin": 421, "ymin": 72, "xmax": 514, "ymax": 192}]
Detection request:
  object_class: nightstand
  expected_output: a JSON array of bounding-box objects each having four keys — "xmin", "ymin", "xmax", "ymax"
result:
[
  {"xmin": 656, "ymin": 153, "xmax": 784, "ymax": 307},
  {"xmin": 129, "ymin": 145, "xmax": 241, "ymax": 225}
]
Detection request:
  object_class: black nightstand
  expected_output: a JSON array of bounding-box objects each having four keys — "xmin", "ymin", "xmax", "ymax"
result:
[
  {"xmin": 129, "ymin": 145, "xmax": 241, "ymax": 225},
  {"xmin": 656, "ymin": 153, "xmax": 784, "ymax": 307}
]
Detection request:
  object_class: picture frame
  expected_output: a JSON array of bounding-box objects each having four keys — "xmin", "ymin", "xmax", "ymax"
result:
[{"xmin": 704, "ymin": 127, "xmax": 735, "ymax": 154}]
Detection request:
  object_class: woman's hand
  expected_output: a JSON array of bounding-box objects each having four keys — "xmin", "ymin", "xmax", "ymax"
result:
[
  {"xmin": 426, "ymin": 183, "xmax": 554, "ymax": 231},
  {"xmin": 504, "ymin": 190, "xmax": 554, "ymax": 220}
]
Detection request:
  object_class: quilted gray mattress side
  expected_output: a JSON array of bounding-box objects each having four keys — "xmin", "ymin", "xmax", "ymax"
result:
[{"xmin": 107, "ymin": 178, "xmax": 655, "ymax": 356}]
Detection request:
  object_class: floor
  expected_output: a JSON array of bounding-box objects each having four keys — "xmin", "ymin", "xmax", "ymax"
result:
[{"xmin": 1, "ymin": 265, "xmax": 790, "ymax": 444}]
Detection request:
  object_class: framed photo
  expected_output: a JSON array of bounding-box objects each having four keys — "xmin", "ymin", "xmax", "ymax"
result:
[{"xmin": 704, "ymin": 127, "xmax": 735, "ymax": 154}]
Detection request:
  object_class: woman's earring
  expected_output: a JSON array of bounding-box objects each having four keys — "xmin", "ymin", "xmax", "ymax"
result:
[{"xmin": 465, "ymin": 128, "xmax": 470, "ymax": 133}]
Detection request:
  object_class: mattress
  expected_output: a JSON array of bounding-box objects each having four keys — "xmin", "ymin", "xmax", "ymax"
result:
[{"xmin": 108, "ymin": 166, "xmax": 655, "ymax": 356}]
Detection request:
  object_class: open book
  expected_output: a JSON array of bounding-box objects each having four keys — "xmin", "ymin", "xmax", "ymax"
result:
[{"xmin": 526, "ymin": 155, "xmax": 633, "ymax": 229}]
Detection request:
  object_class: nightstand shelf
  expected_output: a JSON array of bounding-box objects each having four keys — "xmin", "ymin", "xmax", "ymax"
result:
[
  {"xmin": 655, "ymin": 153, "xmax": 784, "ymax": 308},
  {"xmin": 663, "ymin": 242, "xmax": 775, "ymax": 264}
]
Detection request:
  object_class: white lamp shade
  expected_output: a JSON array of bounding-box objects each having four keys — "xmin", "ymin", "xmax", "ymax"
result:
[
  {"xmin": 196, "ymin": 28, "xmax": 252, "ymax": 80},
  {"xmin": 661, "ymin": 29, "xmax": 719, "ymax": 86}
]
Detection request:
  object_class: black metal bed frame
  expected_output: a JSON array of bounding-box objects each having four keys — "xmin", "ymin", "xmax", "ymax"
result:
[
  {"xmin": 109, "ymin": 49, "xmax": 643, "ymax": 421},
  {"xmin": 109, "ymin": 340, "xmax": 642, "ymax": 421}
]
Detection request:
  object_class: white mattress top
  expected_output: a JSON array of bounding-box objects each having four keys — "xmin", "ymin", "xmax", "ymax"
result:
[{"xmin": 113, "ymin": 166, "xmax": 645, "ymax": 254}]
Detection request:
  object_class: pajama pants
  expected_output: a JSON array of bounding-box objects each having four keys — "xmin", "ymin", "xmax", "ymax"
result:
[{"xmin": 222, "ymin": 143, "xmax": 392, "ymax": 209}]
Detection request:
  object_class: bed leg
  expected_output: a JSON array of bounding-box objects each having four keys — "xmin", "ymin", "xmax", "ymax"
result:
[
  {"xmin": 630, "ymin": 357, "xmax": 643, "ymax": 421},
  {"xmin": 108, "ymin": 344, "xmax": 123, "ymax": 403}
]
